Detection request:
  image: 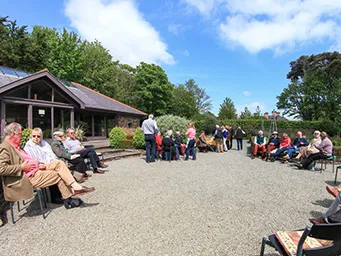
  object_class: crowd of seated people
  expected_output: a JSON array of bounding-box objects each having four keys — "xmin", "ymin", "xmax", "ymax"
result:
[
  {"xmin": 0, "ymin": 123, "xmax": 100, "ymax": 210},
  {"xmin": 251, "ymin": 130, "xmax": 334, "ymax": 171}
]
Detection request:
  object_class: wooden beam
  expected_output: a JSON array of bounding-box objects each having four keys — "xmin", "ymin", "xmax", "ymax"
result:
[
  {"xmin": 28, "ymin": 105, "xmax": 32, "ymax": 128},
  {"xmin": 70, "ymin": 109, "xmax": 74, "ymax": 128},
  {"xmin": 51, "ymin": 107, "xmax": 54, "ymax": 136},
  {"xmin": 1, "ymin": 101, "xmax": 5, "ymax": 138},
  {"xmin": 92, "ymin": 115, "xmax": 95, "ymax": 137}
]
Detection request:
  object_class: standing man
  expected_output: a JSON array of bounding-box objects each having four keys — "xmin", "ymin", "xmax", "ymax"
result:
[
  {"xmin": 141, "ymin": 114, "xmax": 158, "ymax": 163},
  {"xmin": 227, "ymin": 125, "xmax": 234, "ymax": 150}
]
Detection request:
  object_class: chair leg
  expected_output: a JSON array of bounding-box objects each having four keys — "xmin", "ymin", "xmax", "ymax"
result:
[
  {"xmin": 335, "ymin": 167, "xmax": 339, "ymax": 185},
  {"xmin": 17, "ymin": 201, "xmax": 20, "ymax": 212},
  {"xmin": 9, "ymin": 202, "xmax": 15, "ymax": 224},
  {"xmin": 260, "ymin": 237, "xmax": 267, "ymax": 256},
  {"xmin": 36, "ymin": 190, "xmax": 46, "ymax": 219}
]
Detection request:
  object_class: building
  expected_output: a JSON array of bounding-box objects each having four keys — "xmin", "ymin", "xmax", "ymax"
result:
[{"xmin": 0, "ymin": 66, "xmax": 146, "ymax": 138}]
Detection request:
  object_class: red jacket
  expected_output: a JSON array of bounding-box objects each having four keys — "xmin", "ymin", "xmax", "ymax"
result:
[{"xmin": 280, "ymin": 136, "xmax": 291, "ymax": 148}]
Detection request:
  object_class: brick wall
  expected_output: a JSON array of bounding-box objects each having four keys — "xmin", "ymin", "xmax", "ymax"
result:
[{"xmin": 116, "ymin": 115, "xmax": 140, "ymax": 129}]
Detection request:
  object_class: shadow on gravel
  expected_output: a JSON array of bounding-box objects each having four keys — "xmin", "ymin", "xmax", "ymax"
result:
[
  {"xmin": 80, "ymin": 202, "xmax": 100, "ymax": 208},
  {"xmin": 309, "ymin": 210, "xmax": 324, "ymax": 218},
  {"xmin": 325, "ymin": 180, "xmax": 341, "ymax": 186},
  {"xmin": 311, "ymin": 198, "xmax": 334, "ymax": 208}
]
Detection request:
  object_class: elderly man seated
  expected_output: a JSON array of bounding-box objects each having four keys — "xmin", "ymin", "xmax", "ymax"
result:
[
  {"xmin": 252, "ymin": 130, "xmax": 267, "ymax": 159},
  {"xmin": 0, "ymin": 123, "xmax": 95, "ymax": 209},
  {"xmin": 51, "ymin": 131, "xmax": 90, "ymax": 175},
  {"xmin": 270, "ymin": 133, "xmax": 291, "ymax": 161},
  {"xmin": 63, "ymin": 128, "xmax": 107, "ymax": 174},
  {"xmin": 283, "ymin": 131, "xmax": 309, "ymax": 161},
  {"xmin": 295, "ymin": 131, "xmax": 333, "ymax": 170}
]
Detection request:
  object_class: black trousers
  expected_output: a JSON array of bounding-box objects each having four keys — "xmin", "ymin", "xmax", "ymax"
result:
[{"xmin": 301, "ymin": 152, "xmax": 328, "ymax": 169}]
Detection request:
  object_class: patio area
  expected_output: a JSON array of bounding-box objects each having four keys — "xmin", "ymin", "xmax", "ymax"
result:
[{"xmin": 0, "ymin": 144, "xmax": 337, "ymax": 255}]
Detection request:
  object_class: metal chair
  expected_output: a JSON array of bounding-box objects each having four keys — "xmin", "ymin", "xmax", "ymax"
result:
[
  {"xmin": 8, "ymin": 187, "xmax": 49, "ymax": 224},
  {"xmin": 319, "ymin": 155, "xmax": 336, "ymax": 172},
  {"xmin": 260, "ymin": 223, "xmax": 341, "ymax": 256}
]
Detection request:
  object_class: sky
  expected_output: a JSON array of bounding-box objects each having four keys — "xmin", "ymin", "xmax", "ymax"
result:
[{"xmin": 2, "ymin": 0, "xmax": 341, "ymax": 116}]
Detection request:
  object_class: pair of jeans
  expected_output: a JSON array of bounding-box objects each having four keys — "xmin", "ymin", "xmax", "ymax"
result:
[
  {"xmin": 144, "ymin": 134, "xmax": 156, "ymax": 162},
  {"xmin": 175, "ymin": 145, "xmax": 180, "ymax": 160},
  {"xmin": 185, "ymin": 139, "xmax": 196, "ymax": 160},
  {"xmin": 273, "ymin": 147, "xmax": 288, "ymax": 159},
  {"xmin": 77, "ymin": 147, "xmax": 100, "ymax": 169},
  {"xmin": 236, "ymin": 139, "xmax": 243, "ymax": 150}
]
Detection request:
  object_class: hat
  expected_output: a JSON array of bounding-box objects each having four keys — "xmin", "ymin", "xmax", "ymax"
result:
[
  {"xmin": 53, "ymin": 131, "xmax": 64, "ymax": 137},
  {"xmin": 272, "ymin": 131, "xmax": 278, "ymax": 135}
]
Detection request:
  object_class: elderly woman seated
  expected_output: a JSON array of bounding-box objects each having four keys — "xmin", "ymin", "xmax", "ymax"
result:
[{"xmin": 197, "ymin": 131, "xmax": 209, "ymax": 152}]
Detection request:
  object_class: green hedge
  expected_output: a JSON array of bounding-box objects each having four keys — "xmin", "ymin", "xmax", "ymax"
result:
[
  {"xmin": 120, "ymin": 139, "xmax": 134, "ymax": 149},
  {"xmin": 219, "ymin": 119, "xmax": 337, "ymax": 137},
  {"xmin": 109, "ymin": 127, "xmax": 126, "ymax": 148}
]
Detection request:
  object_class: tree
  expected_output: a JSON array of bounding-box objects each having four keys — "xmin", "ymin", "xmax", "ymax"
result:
[
  {"xmin": 277, "ymin": 52, "xmax": 341, "ymax": 121},
  {"xmin": 239, "ymin": 107, "xmax": 252, "ymax": 119},
  {"xmin": 172, "ymin": 84, "xmax": 198, "ymax": 119},
  {"xmin": 0, "ymin": 16, "xmax": 34, "ymax": 71},
  {"xmin": 218, "ymin": 97, "xmax": 237, "ymax": 120},
  {"xmin": 184, "ymin": 79, "xmax": 212, "ymax": 114},
  {"xmin": 253, "ymin": 106, "xmax": 261, "ymax": 117},
  {"xmin": 134, "ymin": 62, "xmax": 174, "ymax": 116}
]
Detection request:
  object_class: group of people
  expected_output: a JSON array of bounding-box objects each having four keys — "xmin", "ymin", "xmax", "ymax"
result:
[
  {"xmin": 141, "ymin": 115, "xmax": 197, "ymax": 162},
  {"xmin": 0, "ymin": 122, "xmax": 109, "ymax": 209},
  {"xmin": 252, "ymin": 130, "xmax": 333, "ymax": 170}
]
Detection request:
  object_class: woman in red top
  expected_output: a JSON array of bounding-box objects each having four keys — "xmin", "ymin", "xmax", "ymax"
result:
[
  {"xmin": 155, "ymin": 131, "xmax": 163, "ymax": 159},
  {"xmin": 271, "ymin": 133, "xmax": 292, "ymax": 161}
]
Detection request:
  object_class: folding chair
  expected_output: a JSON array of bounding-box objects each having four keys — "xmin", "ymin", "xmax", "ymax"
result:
[
  {"xmin": 8, "ymin": 187, "xmax": 49, "ymax": 224},
  {"xmin": 260, "ymin": 223, "xmax": 341, "ymax": 256}
]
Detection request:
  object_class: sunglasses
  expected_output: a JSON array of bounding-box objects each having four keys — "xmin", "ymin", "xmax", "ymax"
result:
[{"xmin": 32, "ymin": 135, "xmax": 41, "ymax": 138}]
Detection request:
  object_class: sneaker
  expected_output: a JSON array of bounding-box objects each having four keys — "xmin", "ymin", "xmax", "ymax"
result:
[
  {"xmin": 251, "ymin": 155, "xmax": 255, "ymax": 159},
  {"xmin": 326, "ymin": 185, "xmax": 339, "ymax": 198}
]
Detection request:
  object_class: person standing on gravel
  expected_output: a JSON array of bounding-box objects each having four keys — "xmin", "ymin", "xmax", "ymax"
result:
[{"xmin": 141, "ymin": 114, "xmax": 158, "ymax": 163}]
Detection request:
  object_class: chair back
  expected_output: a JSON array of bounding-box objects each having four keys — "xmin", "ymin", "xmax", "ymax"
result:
[{"xmin": 303, "ymin": 223, "xmax": 341, "ymax": 256}]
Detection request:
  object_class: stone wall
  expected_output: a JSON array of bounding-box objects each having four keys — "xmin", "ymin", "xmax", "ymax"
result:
[{"xmin": 116, "ymin": 115, "xmax": 140, "ymax": 130}]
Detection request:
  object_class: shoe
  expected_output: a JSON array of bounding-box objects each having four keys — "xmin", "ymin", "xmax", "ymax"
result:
[
  {"xmin": 98, "ymin": 161, "xmax": 108, "ymax": 168},
  {"xmin": 93, "ymin": 169, "xmax": 105, "ymax": 174},
  {"xmin": 192, "ymin": 158, "xmax": 196, "ymax": 160},
  {"xmin": 309, "ymin": 217, "xmax": 327, "ymax": 225},
  {"xmin": 73, "ymin": 186, "xmax": 95, "ymax": 196},
  {"xmin": 283, "ymin": 160, "xmax": 289, "ymax": 164},
  {"xmin": 251, "ymin": 155, "xmax": 255, "ymax": 159},
  {"xmin": 294, "ymin": 163, "xmax": 303, "ymax": 169},
  {"xmin": 83, "ymin": 173, "xmax": 92, "ymax": 178},
  {"xmin": 326, "ymin": 185, "xmax": 339, "ymax": 198},
  {"xmin": 283, "ymin": 154, "xmax": 290, "ymax": 159}
]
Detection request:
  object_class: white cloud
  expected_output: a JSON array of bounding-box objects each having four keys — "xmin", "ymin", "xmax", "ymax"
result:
[
  {"xmin": 242, "ymin": 90, "xmax": 251, "ymax": 96},
  {"xmin": 64, "ymin": 0, "xmax": 175, "ymax": 66},
  {"xmin": 168, "ymin": 24, "xmax": 183, "ymax": 35},
  {"xmin": 184, "ymin": 0, "xmax": 341, "ymax": 54}
]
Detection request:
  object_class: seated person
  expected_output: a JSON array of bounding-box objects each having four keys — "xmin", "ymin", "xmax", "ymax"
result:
[
  {"xmin": 252, "ymin": 130, "xmax": 267, "ymax": 159},
  {"xmin": 197, "ymin": 131, "xmax": 209, "ymax": 152},
  {"xmin": 270, "ymin": 133, "xmax": 291, "ymax": 161},
  {"xmin": 283, "ymin": 131, "xmax": 309, "ymax": 160},
  {"xmin": 51, "ymin": 131, "xmax": 90, "ymax": 175},
  {"xmin": 162, "ymin": 130, "xmax": 175, "ymax": 160},
  {"xmin": 63, "ymin": 128, "xmax": 108, "ymax": 173},
  {"xmin": 265, "ymin": 131, "xmax": 280, "ymax": 160},
  {"xmin": 310, "ymin": 186, "xmax": 341, "ymax": 224},
  {"xmin": 295, "ymin": 131, "xmax": 332, "ymax": 170},
  {"xmin": 294, "ymin": 130, "xmax": 321, "ymax": 161},
  {"xmin": 0, "ymin": 123, "xmax": 94, "ymax": 208},
  {"xmin": 174, "ymin": 131, "xmax": 183, "ymax": 160}
]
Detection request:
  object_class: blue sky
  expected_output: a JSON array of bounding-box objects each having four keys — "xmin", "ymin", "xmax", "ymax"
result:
[{"xmin": 2, "ymin": 0, "xmax": 341, "ymax": 116}]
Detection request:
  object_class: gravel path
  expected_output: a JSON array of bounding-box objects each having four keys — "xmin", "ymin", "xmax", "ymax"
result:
[{"xmin": 0, "ymin": 143, "xmax": 338, "ymax": 255}]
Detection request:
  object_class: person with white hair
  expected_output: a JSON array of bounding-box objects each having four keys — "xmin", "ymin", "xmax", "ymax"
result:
[
  {"xmin": 162, "ymin": 130, "xmax": 175, "ymax": 161},
  {"xmin": 294, "ymin": 130, "xmax": 321, "ymax": 161},
  {"xmin": 252, "ymin": 130, "xmax": 267, "ymax": 159},
  {"xmin": 141, "ymin": 114, "xmax": 158, "ymax": 163},
  {"xmin": 0, "ymin": 123, "xmax": 95, "ymax": 209},
  {"xmin": 295, "ymin": 131, "xmax": 333, "ymax": 169}
]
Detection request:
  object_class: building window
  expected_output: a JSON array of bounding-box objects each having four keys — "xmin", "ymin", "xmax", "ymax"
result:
[
  {"xmin": 5, "ymin": 104, "xmax": 28, "ymax": 128},
  {"xmin": 30, "ymin": 81, "xmax": 52, "ymax": 101}
]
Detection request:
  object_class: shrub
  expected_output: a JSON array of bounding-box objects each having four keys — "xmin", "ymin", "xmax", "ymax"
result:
[
  {"xmin": 133, "ymin": 128, "xmax": 145, "ymax": 149},
  {"xmin": 120, "ymin": 139, "xmax": 134, "ymax": 149},
  {"xmin": 109, "ymin": 127, "xmax": 126, "ymax": 148},
  {"xmin": 20, "ymin": 128, "xmax": 32, "ymax": 149},
  {"xmin": 156, "ymin": 115, "xmax": 191, "ymax": 136}
]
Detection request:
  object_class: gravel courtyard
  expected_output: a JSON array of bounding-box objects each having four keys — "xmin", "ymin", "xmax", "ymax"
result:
[{"xmin": 0, "ymin": 145, "xmax": 338, "ymax": 256}]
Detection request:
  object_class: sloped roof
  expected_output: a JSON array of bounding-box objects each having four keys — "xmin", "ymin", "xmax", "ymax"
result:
[{"xmin": 0, "ymin": 67, "xmax": 146, "ymax": 116}]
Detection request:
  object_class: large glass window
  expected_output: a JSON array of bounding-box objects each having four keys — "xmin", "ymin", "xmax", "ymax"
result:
[
  {"xmin": 78, "ymin": 112, "xmax": 92, "ymax": 136},
  {"xmin": 6, "ymin": 86, "xmax": 29, "ymax": 99},
  {"xmin": 54, "ymin": 90, "xmax": 70, "ymax": 104},
  {"xmin": 94, "ymin": 115, "xmax": 105, "ymax": 136},
  {"xmin": 54, "ymin": 108, "xmax": 71, "ymax": 132},
  {"xmin": 33, "ymin": 107, "xmax": 51, "ymax": 138},
  {"xmin": 5, "ymin": 104, "xmax": 28, "ymax": 128},
  {"xmin": 30, "ymin": 81, "xmax": 52, "ymax": 101}
]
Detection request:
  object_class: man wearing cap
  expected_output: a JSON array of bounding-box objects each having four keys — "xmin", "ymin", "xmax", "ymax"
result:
[
  {"xmin": 265, "ymin": 131, "xmax": 280, "ymax": 160},
  {"xmin": 141, "ymin": 114, "xmax": 158, "ymax": 163}
]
